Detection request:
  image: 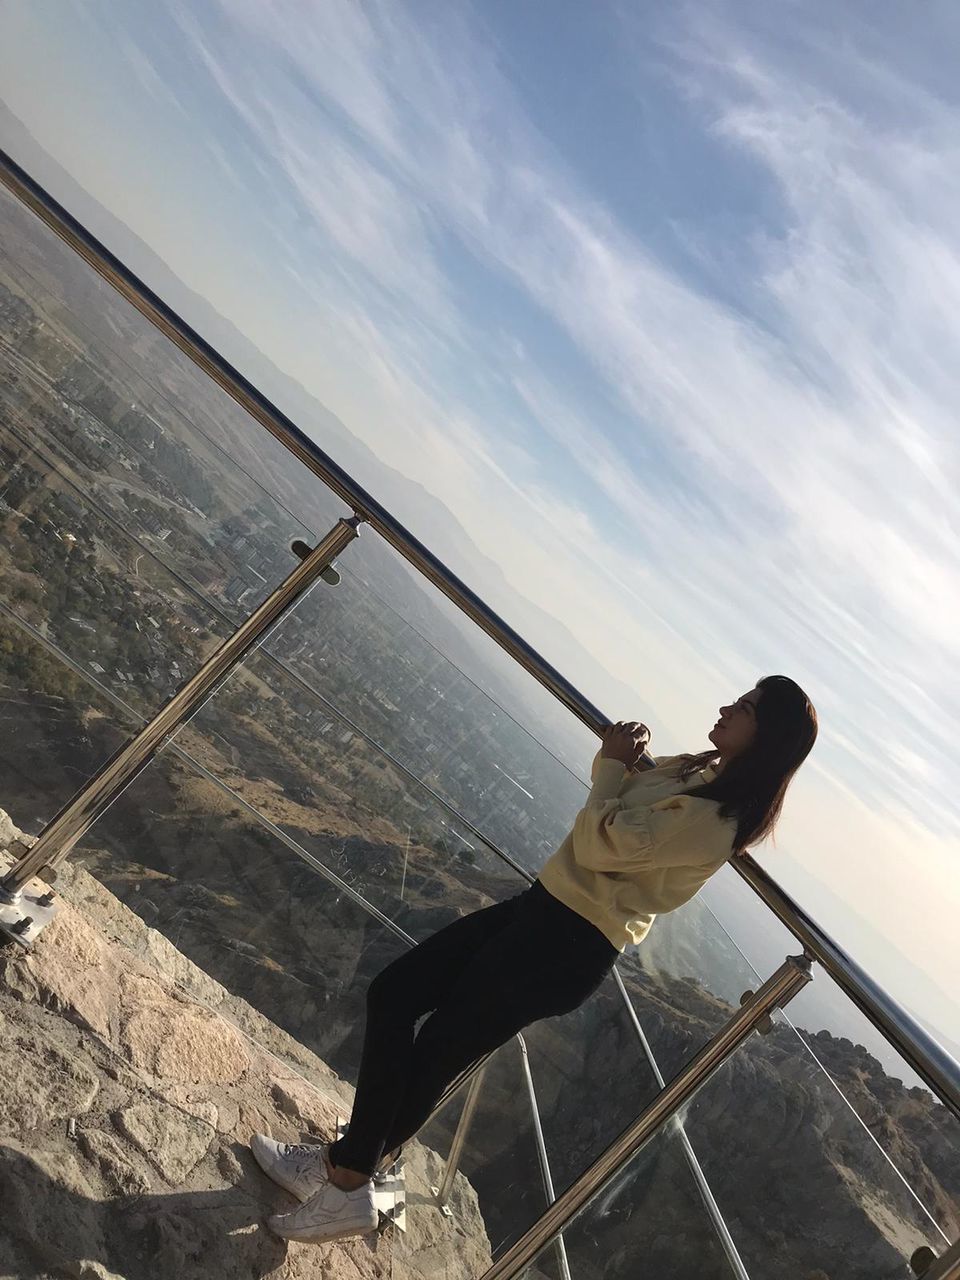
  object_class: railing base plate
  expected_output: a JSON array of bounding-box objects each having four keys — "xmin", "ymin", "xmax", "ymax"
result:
[{"xmin": 0, "ymin": 849, "xmax": 59, "ymax": 949}]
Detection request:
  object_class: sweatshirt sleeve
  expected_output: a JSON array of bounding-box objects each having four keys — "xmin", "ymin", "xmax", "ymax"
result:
[
  {"xmin": 590, "ymin": 749, "xmax": 672, "ymax": 783},
  {"xmin": 571, "ymin": 785, "xmax": 732, "ymax": 874}
]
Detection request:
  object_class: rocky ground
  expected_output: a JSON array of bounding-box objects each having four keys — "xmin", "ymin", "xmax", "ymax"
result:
[
  {"xmin": 0, "ymin": 813, "xmax": 492, "ymax": 1280},
  {"xmin": 1, "ymin": 742, "xmax": 956, "ymax": 1280}
]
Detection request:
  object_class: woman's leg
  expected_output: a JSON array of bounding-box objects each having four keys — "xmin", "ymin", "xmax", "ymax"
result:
[
  {"xmin": 327, "ymin": 890, "xmax": 529, "ymax": 1181},
  {"xmin": 378, "ymin": 885, "xmax": 617, "ymax": 1158}
]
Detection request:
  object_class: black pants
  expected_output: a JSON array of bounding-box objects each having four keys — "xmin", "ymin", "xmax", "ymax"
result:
[{"xmin": 329, "ymin": 879, "xmax": 618, "ymax": 1176}]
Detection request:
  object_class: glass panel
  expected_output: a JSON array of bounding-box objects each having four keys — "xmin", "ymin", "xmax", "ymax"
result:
[
  {"xmin": 701, "ymin": 861, "xmax": 947, "ymax": 1086},
  {"xmin": 401, "ymin": 1039, "xmax": 550, "ymax": 1270},
  {"xmin": 262, "ymin": 536, "xmax": 599, "ymax": 875},
  {"xmin": 0, "ymin": 411, "xmax": 238, "ymax": 719},
  {"xmin": 0, "ymin": 612, "xmax": 136, "ymax": 832},
  {"xmin": 616, "ymin": 890, "xmax": 776, "ymax": 1082},
  {"xmin": 0, "ymin": 246, "xmax": 334, "ymax": 633},
  {"xmin": 683, "ymin": 1012, "xmax": 951, "ymax": 1278},
  {"xmin": 698, "ymin": 865, "xmax": 960, "ymax": 1243},
  {"xmin": 520, "ymin": 972, "xmax": 661, "ymax": 1194},
  {"xmin": 179, "ymin": 647, "xmax": 532, "ymax": 936},
  {"xmin": 1, "ymin": 179, "xmax": 345, "ymax": 581},
  {"xmin": 609, "ymin": 882, "xmax": 956, "ymax": 1271},
  {"xmin": 515, "ymin": 1108, "xmax": 739, "ymax": 1280}
]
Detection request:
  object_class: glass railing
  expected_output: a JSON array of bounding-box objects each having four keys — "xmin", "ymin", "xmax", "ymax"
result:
[
  {"xmin": 6, "ymin": 576, "xmax": 953, "ymax": 1277},
  {"xmin": 1, "ymin": 151, "xmax": 958, "ymax": 1280},
  {"xmin": 513, "ymin": 1105, "xmax": 743, "ymax": 1280},
  {"xmin": 640, "ymin": 913, "xmax": 954, "ymax": 1276},
  {"xmin": 0, "ymin": 559, "xmax": 653, "ymax": 1271}
]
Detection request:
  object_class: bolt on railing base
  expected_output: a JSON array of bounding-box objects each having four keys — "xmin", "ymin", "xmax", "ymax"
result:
[{"xmin": 0, "ymin": 848, "xmax": 58, "ymax": 949}]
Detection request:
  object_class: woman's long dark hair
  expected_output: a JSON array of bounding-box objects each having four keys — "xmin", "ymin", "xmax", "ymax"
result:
[{"xmin": 677, "ymin": 675, "xmax": 818, "ymax": 854}]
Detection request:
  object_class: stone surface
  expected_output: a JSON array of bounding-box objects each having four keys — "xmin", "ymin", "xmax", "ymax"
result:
[
  {"xmin": 114, "ymin": 1099, "xmax": 215, "ymax": 1184},
  {"xmin": 0, "ymin": 809, "xmax": 492, "ymax": 1280},
  {"xmin": 0, "ymin": 1025, "xmax": 99, "ymax": 1134},
  {"xmin": 26, "ymin": 911, "xmax": 116, "ymax": 1038},
  {"xmin": 77, "ymin": 1126, "xmax": 152, "ymax": 1196},
  {"xmin": 118, "ymin": 974, "xmax": 250, "ymax": 1084},
  {"xmin": 0, "ymin": 809, "xmax": 23, "ymax": 850}
]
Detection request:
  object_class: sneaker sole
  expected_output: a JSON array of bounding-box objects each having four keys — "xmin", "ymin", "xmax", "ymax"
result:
[{"xmin": 270, "ymin": 1217, "xmax": 378, "ymax": 1244}]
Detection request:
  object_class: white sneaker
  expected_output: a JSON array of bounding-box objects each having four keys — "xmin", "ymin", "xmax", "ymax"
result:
[
  {"xmin": 268, "ymin": 1179, "xmax": 378, "ymax": 1244},
  {"xmin": 250, "ymin": 1134, "xmax": 329, "ymax": 1202}
]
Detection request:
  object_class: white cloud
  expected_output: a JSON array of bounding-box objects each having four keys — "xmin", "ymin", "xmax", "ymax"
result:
[
  {"xmin": 6, "ymin": 0, "xmax": 955, "ymax": 1034},
  {"xmin": 174, "ymin": 0, "xmax": 960, "ymax": 842}
]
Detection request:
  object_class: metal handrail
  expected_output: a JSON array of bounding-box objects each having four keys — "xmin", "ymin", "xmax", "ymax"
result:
[
  {"xmin": 919, "ymin": 1238, "xmax": 960, "ymax": 1280},
  {"xmin": 1, "ymin": 146, "xmax": 957, "ymax": 1121}
]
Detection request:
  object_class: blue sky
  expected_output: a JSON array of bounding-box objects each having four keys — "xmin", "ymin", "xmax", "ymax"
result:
[{"xmin": 1, "ymin": 0, "xmax": 958, "ymax": 1058}]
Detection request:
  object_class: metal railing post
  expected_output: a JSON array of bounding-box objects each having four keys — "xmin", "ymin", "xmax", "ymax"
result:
[
  {"xmin": 516, "ymin": 1035, "xmax": 573, "ymax": 1280},
  {"xmin": 434, "ymin": 1064, "xmax": 487, "ymax": 1211},
  {"xmin": 0, "ymin": 516, "xmax": 362, "ymax": 898},
  {"xmin": 912, "ymin": 1239, "xmax": 960, "ymax": 1280},
  {"xmin": 476, "ymin": 952, "xmax": 813, "ymax": 1280}
]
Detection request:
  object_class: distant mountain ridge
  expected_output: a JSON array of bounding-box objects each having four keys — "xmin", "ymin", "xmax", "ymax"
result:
[
  {"xmin": 3, "ymin": 100, "xmax": 957, "ymax": 1100},
  {"xmin": 0, "ymin": 101, "xmax": 645, "ymax": 758}
]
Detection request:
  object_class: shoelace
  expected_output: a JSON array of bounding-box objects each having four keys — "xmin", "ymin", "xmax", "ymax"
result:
[{"xmin": 279, "ymin": 1143, "xmax": 327, "ymax": 1177}]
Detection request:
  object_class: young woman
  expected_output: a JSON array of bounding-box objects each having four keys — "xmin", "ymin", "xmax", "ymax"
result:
[{"xmin": 253, "ymin": 674, "xmax": 817, "ymax": 1244}]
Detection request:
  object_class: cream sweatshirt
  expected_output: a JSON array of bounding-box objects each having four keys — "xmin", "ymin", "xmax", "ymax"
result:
[{"xmin": 537, "ymin": 752, "xmax": 738, "ymax": 951}]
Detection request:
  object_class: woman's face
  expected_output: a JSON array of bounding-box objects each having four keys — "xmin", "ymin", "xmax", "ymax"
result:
[{"xmin": 709, "ymin": 688, "xmax": 761, "ymax": 758}]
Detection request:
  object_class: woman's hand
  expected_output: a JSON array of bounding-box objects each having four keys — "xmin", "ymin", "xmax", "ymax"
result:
[{"xmin": 600, "ymin": 721, "xmax": 651, "ymax": 768}]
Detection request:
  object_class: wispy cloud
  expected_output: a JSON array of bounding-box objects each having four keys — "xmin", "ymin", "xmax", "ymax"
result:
[
  {"xmin": 170, "ymin": 0, "xmax": 960, "ymax": 833},
  {"xmin": 3, "ymin": 0, "xmax": 957, "ymax": 1026}
]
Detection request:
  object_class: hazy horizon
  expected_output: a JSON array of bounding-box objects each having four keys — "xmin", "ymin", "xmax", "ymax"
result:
[{"xmin": 0, "ymin": 0, "xmax": 957, "ymax": 1066}]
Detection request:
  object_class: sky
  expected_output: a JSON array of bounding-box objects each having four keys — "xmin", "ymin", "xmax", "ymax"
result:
[{"xmin": 0, "ymin": 1, "xmax": 957, "ymax": 1063}]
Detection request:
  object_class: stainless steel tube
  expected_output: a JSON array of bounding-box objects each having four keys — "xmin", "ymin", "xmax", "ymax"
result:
[
  {"xmin": 0, "ymin": 517, "xmax": 361, "ymax": 894},
  {"xmin": 476, "ymin": 953, "xmax": 813, "ymax": 1280},
  {"xmin": 610, "ymin": 968, "xmax": 751, "ymax": 1279},
  {"xmin": 2, "ymin": 148, "xmax": 956, "ymax": 1121},
  {"xmin": 436, "ymin": 1064, "xmax": 487, "ymax": 1208},
  {"xmin": 516, "ymin": 1035, "xmax": 573, "ymax": 1280}
]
